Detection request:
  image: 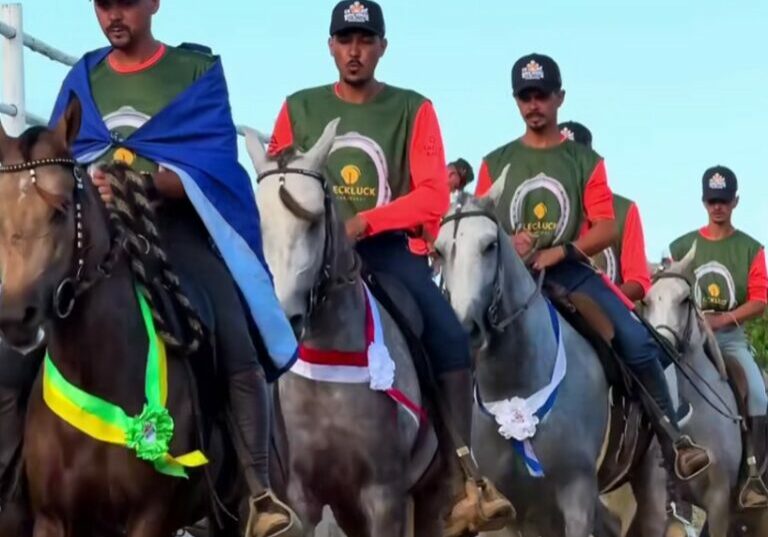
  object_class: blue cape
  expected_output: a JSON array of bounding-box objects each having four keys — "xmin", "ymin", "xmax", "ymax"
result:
[{"xmin": 50, "ymin": 47, "xmax": 296, "ymax": 380}]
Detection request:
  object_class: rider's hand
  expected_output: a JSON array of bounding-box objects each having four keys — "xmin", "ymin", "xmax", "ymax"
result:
[
  {"xmin": 531, "ymin": 245, "xmax": 566, "ymax": 271},
  {"xmin": 90, "ymin": 168, "xmax": 114, "ymax": 205},
  {"xmin": 512, "ymin": 230, "xmax": 535, "ymax": 258},
  {"xmin": 705, "ymin": 312, "xmax": 729, "ymax": 332},
  {"xmin": 345, "ymin": 214, "xmax": 369, "ymax": 242}
]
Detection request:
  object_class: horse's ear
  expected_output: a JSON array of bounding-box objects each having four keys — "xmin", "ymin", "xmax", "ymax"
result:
[
  {"xmin": 477, "ymin": 194, "xmax": 496, "ymax": 213},
  {"xmin": 244, "ymin": 127, "xmax": 269, "ymax": 174},
  {"xmin": 487, "ymin": 163, "xmax": 509, "ymax": 205},
  {"xmin": 671, "ymin": 241, "xmax": 697, "ymax": 274},
  {"xmin": 52, "ymin": 95, "xmax": 82, "ymax": 150},
  {"xmin": 305, "ymin": 118, "xmax": 340, "ymax": 170}
]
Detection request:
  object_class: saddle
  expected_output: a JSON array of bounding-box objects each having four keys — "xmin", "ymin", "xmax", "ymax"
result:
[{"xmin": 542, "ymin": 282, "xmax": 654, "ymax": 494}]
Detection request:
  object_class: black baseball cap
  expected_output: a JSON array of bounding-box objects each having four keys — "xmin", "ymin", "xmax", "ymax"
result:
[
  {"xmin": 701, "ymin": 165, "xmax": 738, "ymax": 202},
  {"xmin": 330, "ymin": 1, "xmax": 385, "ymax": 37},
  {"xmin": 449, "ymin": 158, "xmax": 474, "ymax": 188},
  {"xmin": 512, "ymin": 53, "xmax": 562, "ymax": 96},
  {"xmin": 559, "ymin": 121, "xmax": 592, "ymax": 148}
]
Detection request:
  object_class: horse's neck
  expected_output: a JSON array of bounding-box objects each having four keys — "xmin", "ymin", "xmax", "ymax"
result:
[
  {"xmin": 476, "ymin": 240, "xmax": 559, "ymax": 401},
  {"xmin": 302, "ymin": 215, "xmax": 367, "ymax": 352}
]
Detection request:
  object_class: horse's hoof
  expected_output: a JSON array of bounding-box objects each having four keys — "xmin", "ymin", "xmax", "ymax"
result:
[{"xmin": 245, "ymin": 491, "xmax": 303, "ymax": 537}]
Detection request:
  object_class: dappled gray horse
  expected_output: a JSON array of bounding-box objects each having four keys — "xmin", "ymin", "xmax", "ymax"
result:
[
  {"xmin": 644, "ymin": 247, "xmax": 754, "ymax": 537},
  {"xmin": 244, "ymin": 120, "xmax": 445, "ymax": 537},
  {"xmin": 436, "ymin": 195, "xmax": 652, "ymax": 537}
]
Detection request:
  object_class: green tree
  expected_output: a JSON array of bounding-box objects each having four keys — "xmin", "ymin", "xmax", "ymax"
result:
[{"xmin": 746, "ymin": 311, "xmax": 768, "ymax": 370}]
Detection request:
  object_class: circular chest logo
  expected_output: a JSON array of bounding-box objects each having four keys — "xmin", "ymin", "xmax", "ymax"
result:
[
  {"xmin": 340, "ymin": 164, "xmax": 362, "ymax": 185},
  {"xmin": 510, "ymin": 173, "xmax": 571, "ymax": 245},
  {"xmin": 694, "ymin": 261, "xmax": 736, "ymax": 310},
  {"xmin": 328, "ymin": 132, "xmax": 391, "ymax": 216},
  {"xmin": 113, "ymin": 147, "xmax": 136, "ymax": 165},
  {"xmin": 592, "ymin": 246, "xmax": 619, "ymax": 283}
]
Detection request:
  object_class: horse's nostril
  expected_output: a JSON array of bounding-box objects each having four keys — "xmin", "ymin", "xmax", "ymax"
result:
[{"xmin": 22, "ymin": 306, "xmax": 37, "ymax": 326}]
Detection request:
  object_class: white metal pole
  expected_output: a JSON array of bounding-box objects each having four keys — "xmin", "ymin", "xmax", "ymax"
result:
[{"xmin": 1, "ymin": 3, "xmax": 25, "ymax": 136}]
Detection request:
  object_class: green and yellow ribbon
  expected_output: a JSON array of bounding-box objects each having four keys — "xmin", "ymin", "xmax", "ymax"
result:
[{"xmin": 43, "ymin": 286, "xmax": 208, "ymax": 478}]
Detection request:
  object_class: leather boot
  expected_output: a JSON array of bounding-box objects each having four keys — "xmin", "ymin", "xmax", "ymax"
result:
[
  {"xmin": 227, "ymin": 368, "xmax": 301, "ymax": 537},
  {"xmin": 739, "ymin": 416, "xmax": 768, "ymax": 509},
  {"xmin": 0, "ymin": 386, "xmax": 23, "ymax": 511},
  {"xmin": 437, "ymin": 369, "xmax": 515, "ymax": 536},
  {"xmin": 634, "ymin": 361, "xmax": 711, "ymax": 481}
]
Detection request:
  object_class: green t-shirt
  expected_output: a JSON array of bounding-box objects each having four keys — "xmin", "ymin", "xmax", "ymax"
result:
[
  {"xmin": 89, "ymin": 44, "xmax": 215, "ymax": 173},
  {"xmin": 670, "ymin": 230, "xmax": 763, "ymax": 311},
  {"xmin": 285, "ymin": 84, "xmax": 425, "ymax": 221},
  {"xmin": 483, "ymin": 139, "xmax": 602, "ymax": 247},
  {"xmin": 591, "ymin": 194, "xmax": 632, "ymax": 284}
]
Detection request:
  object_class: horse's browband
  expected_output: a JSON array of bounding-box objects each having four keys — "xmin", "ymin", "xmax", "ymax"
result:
[{"xmin": 0, "ymin": 157, "xmax": 77, "ymax": 173}]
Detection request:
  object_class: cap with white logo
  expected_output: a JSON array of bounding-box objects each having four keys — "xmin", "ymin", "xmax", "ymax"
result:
[
  {"xmin": 511, "ymin": 53, "xmax": 562, "ymax": 96},
  {"xmin": 701, "ymin": 165, "xmax": 738, "ymax": 202},
  {"xmin": 330, "ymin": 1, "xmax": 385, "ymax": 37}
]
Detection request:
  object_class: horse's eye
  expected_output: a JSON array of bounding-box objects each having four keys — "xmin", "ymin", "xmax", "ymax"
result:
[{"xmin": 483, "ymin": 240, "xmax": 498, "ymax": 254}]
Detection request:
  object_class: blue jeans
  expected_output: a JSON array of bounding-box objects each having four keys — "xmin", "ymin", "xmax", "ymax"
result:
[
  {"xmin": 356, "ymin": 233, "xmax": 471, "ymax": 374},
  {"xmin": 546, "ymin": 261, "xmax": 664, "ymax": 371},
  {"xmin": 716, "ymin": 326, "xmax": 768, "ymax": 417}
]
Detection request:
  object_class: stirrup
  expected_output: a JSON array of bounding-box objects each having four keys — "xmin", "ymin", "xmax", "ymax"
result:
[
  {"xmin": 443, "ymin": 478, "xmax": 516, "ymax": 537},
  {"xmin": 673, "ymin": 435, "xmax": 712, "ymax": 481},
  {"xmin": 738, "ymin": 456, "xmax": 768, "ymax": 509},
  {"xmin": 245, "ymin": 490, "xmax": 303, "ymax": 537}
]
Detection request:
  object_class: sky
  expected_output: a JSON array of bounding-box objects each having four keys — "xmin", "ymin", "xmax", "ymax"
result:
[{"xmin": 5, "ymin": 0, "xmax": 768, "ymax": 259}]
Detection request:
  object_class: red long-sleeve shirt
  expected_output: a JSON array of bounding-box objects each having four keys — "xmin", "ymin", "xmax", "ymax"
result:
[{"xmin": 268, "ymin": 94, "xmax": 449, "ymax": 255}]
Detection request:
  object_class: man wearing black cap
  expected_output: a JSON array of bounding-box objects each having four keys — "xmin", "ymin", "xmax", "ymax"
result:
[
  {"xmin": 559, "ymin": 121, "xmax": 651, "ymax": 303},
  {"xmin": 268, "ymin": 2, "xmax": 514, "ymax": 534},
  {"xmin": 670, "ymin": 165, "xmax": 768, "ymax": 508},
  {"xmin": 448, "ymin": 158, "xmax": 474, "ymax": 193},
  {"xmin": 475, "ymin": 52, "xmax": 712, "ymax": 525}
]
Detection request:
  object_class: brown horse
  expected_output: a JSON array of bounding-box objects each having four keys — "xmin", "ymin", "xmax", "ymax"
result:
[{"xmin": 0, "ymin": 99, "xmax": 239, "ymax": 537}]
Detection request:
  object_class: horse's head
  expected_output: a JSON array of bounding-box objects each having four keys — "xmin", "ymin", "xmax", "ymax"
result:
[
  {"xmin": 435, "ymin": 194, "xmax": 502, "ymax": 348},
  {"xmin": 0, "ymin": 98, "xmax": 85, "ymax": 351},
  {"xmin": 245, "ymin": 119, "xmax": 341, "ymax": 335},
  {"xmin": 644, "ymin": 242, "xmax": 698, "ymax": 350}
]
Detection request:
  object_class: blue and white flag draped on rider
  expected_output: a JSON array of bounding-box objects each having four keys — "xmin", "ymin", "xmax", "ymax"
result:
[
  {"xmin": 476, "ymin": 300, "xmax": 567, "ymax": 477},
  {"xmin": 49, "ymin": 47, "xmax": 297, "ymax": 380}
]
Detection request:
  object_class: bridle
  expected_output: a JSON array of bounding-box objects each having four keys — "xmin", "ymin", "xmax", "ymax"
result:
[
  {"xmin": 440, "ymin": 202, "xmax": 541, "ymax": 333},
  {"xmin": 256, "ymin": 166, "xmax": 357, "ymax": 318},
  {"xmin": 0, "ymin": 157, "xmax": 123, "ymax": 319},
  {"xmin": 650, "ymin": 271, "xmax": 696, "ymax": 354}
]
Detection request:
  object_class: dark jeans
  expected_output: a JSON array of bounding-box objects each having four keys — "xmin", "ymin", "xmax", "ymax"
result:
[
  {"xmin": 546, "ymin": 260, "xmax": 663, "ymax": 370},
  {"xmin": 356, "ymin": 233, "xmax": 471, "ymax": 374}
]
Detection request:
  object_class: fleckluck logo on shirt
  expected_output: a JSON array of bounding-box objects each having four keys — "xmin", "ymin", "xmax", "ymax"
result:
[
  {"xmin": 344, "ymin": 1, "xmax": 369, "ymax": 23},
  {"xmin": 329, "ymin": 132, "xmax": 391, "ymax": 209},
  {"xmin": 510, "ymin": 173, "xmax": 570, "ymax": 244},
  {"xmin": 694, "ymin": 261, "xmax": 737, "ymax": 310},
  {"xmin": 521, "ymin": 60, "xmax": 544, "ymax": 81},
  {"xmin": 709, "ymin": 173, "xmax": 727, "ymax": 190}
]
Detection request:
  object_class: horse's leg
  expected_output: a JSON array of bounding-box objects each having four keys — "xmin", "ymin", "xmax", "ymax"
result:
[
  {"xmin": 361, "ymin": 483, "xmax": 406, "ymax": 537},
  {"xmin": 626, "ymin": 442, "xmax": 668, "ymax": 537},
  {"xmin": 700, "ymin": 484, "xmax": 731, "ymax": 537},
  {"xmin": 555, "ymin": 474, "xmax": 597, "ymax": 537},
  {"xmin": 593, "ymin": 500, "xmax": 623, "ymax": 537},
  {"xmin": 286, "ymin": 479, "xmax": 322, "ymax": 536}
]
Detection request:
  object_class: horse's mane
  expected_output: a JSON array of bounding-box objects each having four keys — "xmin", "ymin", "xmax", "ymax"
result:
[
  {"xmin": 18, "ymin": 126, "xmax": 50, "ymax": 161},
  {"xmin": 272, "ymin": 146, "xmax": 299, "ymax": 169}
]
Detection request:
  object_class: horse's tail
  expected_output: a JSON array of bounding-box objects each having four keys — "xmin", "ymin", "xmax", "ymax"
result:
[{"xmin": 103, "ymin": 163, "xmax": 205, "ymax": 356}]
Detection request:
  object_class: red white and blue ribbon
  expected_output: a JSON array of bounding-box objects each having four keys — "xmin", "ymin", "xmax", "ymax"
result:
[{"xmin": 476, "ymin": 301, "xmax": 566, "ymax": 477}]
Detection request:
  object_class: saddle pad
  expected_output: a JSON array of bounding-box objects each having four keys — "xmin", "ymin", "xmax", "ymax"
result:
[{"xmin": 291, "ymin": 284, "xmax": 427, "ymax": 424}]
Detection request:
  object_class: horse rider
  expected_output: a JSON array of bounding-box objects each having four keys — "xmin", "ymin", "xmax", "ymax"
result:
[
  {"xmin": 558, "ymin": 120, "xmax": 651, "ymax": 303},
  {"xmin": 267, "ymin": 1, "xmax": 515, "ymax": 533},
  {"xmin": 2, "ymin": 0, "xmax": 302, "ymax": 535},
  {"xmin": 473, "ymin": 52, "xmax": 713, "ymax": 525},
  {"xmin": 447, "ymin": 158, "xmax": 474, "ymax": 202},
  {"xmin": 669, "ymin": 165, "xmax": 768, "ymax": 508}
]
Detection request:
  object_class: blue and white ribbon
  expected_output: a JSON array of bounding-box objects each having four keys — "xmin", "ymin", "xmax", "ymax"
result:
[{"xmin": 476, "ymin": 300, "xmax": 566, "ymax": 477}]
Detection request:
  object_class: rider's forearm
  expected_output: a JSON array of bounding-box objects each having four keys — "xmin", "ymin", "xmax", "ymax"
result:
[
  {"xmin": 718, "ymin": 301, "xmax": 767, "ymax": 327},
  {"xmin": 572, "ymin": 218, "xmax": 617, "ymax": 258},
  {"xmin": 620, "ymin": 281, "xmax": 645, "ymax": 303},
  {"xmin": 153, "ymin": 169, "xmax": 186, "ymax": 199}
]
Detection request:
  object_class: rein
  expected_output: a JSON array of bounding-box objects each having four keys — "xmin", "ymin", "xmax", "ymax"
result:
[
  {"xmin": 256, "ymin": 166, "xmax": 358, "ymax": 318},
  {"xmin": 0, "ymin": 158, "xmax": 123, "ymax": 318},
  {"xmin": 440, "ymin": 205, "xmax": 542, "ymax": 333}
]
